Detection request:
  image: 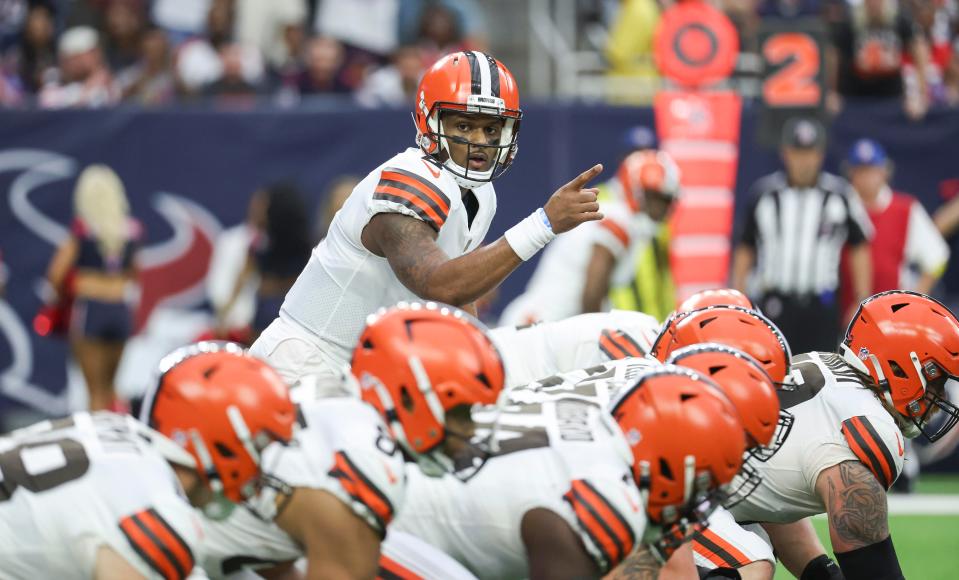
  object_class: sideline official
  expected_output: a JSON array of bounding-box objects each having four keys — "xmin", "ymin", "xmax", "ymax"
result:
[{"xmin": 732, "ymin": 118, "xmax": 873, "ymax": 353}]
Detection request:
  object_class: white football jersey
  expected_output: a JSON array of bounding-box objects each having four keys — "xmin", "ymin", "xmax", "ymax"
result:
[
  {"xmin": 490, "ymin": 311, "xmax": 661, "ymax": 388},
  {"xmin": 730, "ymin": 352, "xmax": 905, "ymax": 524},
  {"xmin": 394, "ymin": 394, "xmax": 646, "ymax": 578},
  {"xmin": 0, "ymin": 412, "xmax": 205, "ymax": 580},
  {"xmin": 279, "ymin": 147, "xmax": 496, "ymax": 365},
  {"xmin": 498, "ymin": 198, "xmax": 655, "ymax": 326},
  {"xmin": 201, "ymin": 398, "xmax": 405, "ymax": 578}
]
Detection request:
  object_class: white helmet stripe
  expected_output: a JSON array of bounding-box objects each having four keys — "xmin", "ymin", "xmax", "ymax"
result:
[{"xmin": 476, "ymin": 52, "xmax": 492, "ymax": 97}]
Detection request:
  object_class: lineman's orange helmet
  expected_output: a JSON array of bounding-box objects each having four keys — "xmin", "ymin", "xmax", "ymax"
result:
[
  {"xmin": 413, "ymin": 51, "xmax": 522, "ymax": 189},
  {"xmin": 651, "ymin": 306, "xmax": 792, "ymax": 386},
  {"xmin": 677, "ymin": 288, "xmax": 756, "ymax": 314},
  {"xmin": 609, "ymin": 365, "xmax": 746, "ymax": 559},
  {"xmin": 841, "ymin": 291, "xmax": 959, "ymax": 441},
  {"xmin": 143, "ymin": 342, "xmax": 295, "ymax": 511},
  {"xmin": 352, "ymin": 302, "xmax": 505, "ymax": 476}
]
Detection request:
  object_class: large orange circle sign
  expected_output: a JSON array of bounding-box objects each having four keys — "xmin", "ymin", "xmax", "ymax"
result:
[{"xmin": 654, "ymin": 1, "xmax": 739, "ymax": 88}]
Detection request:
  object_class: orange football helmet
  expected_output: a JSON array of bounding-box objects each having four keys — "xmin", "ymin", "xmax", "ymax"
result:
[
  {"xmin": 651, "ymin": 306, "xmax": 792, "ymax": 387},
  {"xmin": 143, "ymin": 342, "xmax": 295, "ymax": 513},
  {"xmin": 677, "ymin": 288, "xmax": 756, "ymax": 314},
  {"xmin": 609, "ymin": 365, "xmax": 746, "ymax": 559},
  {"xmin": 667, "ymin": 343, "xmax": 794, "ymax": 507},
  {"xmin": 616, "ymin": 150, "xmax": 681, "ymax": 213},
  {"xmin": 352, "ymin": 302, "xmax": 506, "ymax": 476},
  {"xmin": 841, "ymin": 291, "xmax": 959, "ymax": 441},
  {"xmin": 414, "ymin": 51, "xmax": 522, "ymax": 189}
]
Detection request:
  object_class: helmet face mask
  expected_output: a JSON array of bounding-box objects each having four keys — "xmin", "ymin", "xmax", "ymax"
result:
[{"xmin": 424, "ymin": 103, "xmax": 521, "ymax": 188}]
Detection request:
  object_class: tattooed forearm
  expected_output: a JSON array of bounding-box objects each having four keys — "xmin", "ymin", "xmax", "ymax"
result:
[
  {"xmin": 820, "ymin": 461, "xmax": 889, "ymax": 551},
  {"xmin": 606, "ymin": 547, "xmax": 661, "ymax": 580},
  {"xmin": 374, "ymin": 213, "xmax": 446, "ymax": 294}
]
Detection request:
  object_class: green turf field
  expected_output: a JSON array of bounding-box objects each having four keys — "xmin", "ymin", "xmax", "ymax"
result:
[{"xmin": 773, "ymin": 475, "xmax": 959, "ymax": 579}]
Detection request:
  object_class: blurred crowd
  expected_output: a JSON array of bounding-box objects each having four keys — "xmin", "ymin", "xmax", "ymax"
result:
[
  {"xmin": 595, "ymin": 0, "xmax": 959, "ymax": 115},
  {"xmin": 0, "ymin": 0, "xmax": 486, "ymax": 108}
]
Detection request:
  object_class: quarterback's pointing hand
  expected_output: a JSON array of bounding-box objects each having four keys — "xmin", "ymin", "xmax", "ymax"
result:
[{"xmin": 544, "ymin": 164, "xmax": 604, "ymax": 234}]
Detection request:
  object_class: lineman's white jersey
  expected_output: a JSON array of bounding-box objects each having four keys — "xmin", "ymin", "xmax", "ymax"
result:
[
  {"xmin": 394, "ymin": 393, "xmax": 647, "ymax": 578},
  {"xmin": 491, "ymin": 310, "xmax": 661, "ymax": 388},
  {"xmin": 729, "ymin": 351, "xmax": 905, "ymax": 524},
  {"xmin": 200, "ymin": 398, "xmax": 405, "ymax": 579},
  {"xmin": 498, "ymin": 199, "xmax": 652, "ymax": 326},
  {"xmin": 0, "ymin": 412, "xmax": 205, "ymax": 580},
  {"xmin": 276, "ymin": 147, "xmax": 496, "ymax": 366}
]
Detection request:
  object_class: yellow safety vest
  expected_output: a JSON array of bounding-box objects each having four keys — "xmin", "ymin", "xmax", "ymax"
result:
[{"xmin": 609, "ymin": 223, "xmax": 676, "ymax": 321}]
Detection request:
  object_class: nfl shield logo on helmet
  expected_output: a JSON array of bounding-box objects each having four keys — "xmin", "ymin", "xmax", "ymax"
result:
[{"xmin": 858, "ymin": 347, "xmax": 870, "ymax": 360}]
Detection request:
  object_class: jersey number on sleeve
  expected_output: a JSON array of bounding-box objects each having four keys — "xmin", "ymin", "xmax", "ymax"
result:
[{"xmin": 0, "ymin": 438, "xmax": 90, "ymax": 501}]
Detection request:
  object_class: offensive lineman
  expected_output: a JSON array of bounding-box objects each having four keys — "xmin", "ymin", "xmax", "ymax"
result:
[
  {"xmin": 693, "ymin": 291, "xmax": 959, "ymax": 580},
  {"xmin": 251, "ymin": 51, "xmax": 605, "ymax": 391},
  {"xmin": 490, "ymin": 309, "xmax": 661, "ymax": 387},
  {"xmin": 197, "ymin": 303, "xmax": 504, "ymax": 579},
  {"xmin": 0, "ymin": 343, "xmax": 296, "ymax": 580},
  {"xmin": 351, "ymin": 306, "xmax": 749, "ymax": 579}
]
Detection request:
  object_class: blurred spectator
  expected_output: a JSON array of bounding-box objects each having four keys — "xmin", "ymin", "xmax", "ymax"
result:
[
  {"xmin": 116, "ymin": 26, "xmax": 175, "ymax": 105},
  {"xmin": 904, "ymin": 0, "xmax": 959, "ymax": 106},
  {"xmin": 45, "ymin": 164, "xmax": 141, "ymax": 411},
  {"xmin": 829, "ymin": 0, "xmax": 932, "ymax": 119},
  {"xmin": 101, "ymin": 0, "xmax": 146, "ymax": 72},
  {"xmin": 38, "ymin": 26, "xmax": 119, "ymax": 108},
  {"xmin": 398, "ymin": 0, "xmax": 487, "ymax": 49},
  {"xmin": 314, "ymin": 0, "xmax": 398, "ymax": 58},
  {"xmin": 173, "ymin": 38, "xmax": 222, "ymax": 96},
  {"xmin": 732, "ymin": 117, "xmax": 873, "ymax": 353},
  {"xmin": 205, "ymin": 42, "xmax": 264, "ymax": 103},
  {"xmin": 355, "ymin": 44, "xmax": 424, "ymax": 107},
  {"xmin": 840, "ymin": 138, "xmax": 949, "ymax": 313},
  {"xmin": 218, "ymin": 184, "xmax": 313, "ymax": 340},
  {"xmin": 314, "ymin": 174, "xmax": 359, "ymax": 241},
  {"xmin": 0, "ymin": 0, "xmax": 28, "ymax": 53},
  {"xmin": 9, "ymin": 2, "xmax": 57, "ymax": 94},
  {"xmin": 297, "ymin": 36, "xmax": 351, "ymax": 95},
  {"xmin": 604, "ymin": 0, "xmax": 661, "ymax": 104},
  {"xmin": 757, "ymin": 0, "xmax": 828, "ymax": 18},
  {"xmin": 150, "ymin": 0, "xmax": 211, "ymax": 44},
  {"xmin": 416, "ymin": 2, "xmax": 472, "ymax": 65},
  {"xmin": 206, "ymin": 0, "xmax": 235, "ymax": 49},
  {"xmin": 234, "ymin": 0, "xmax": 306, "ymax": 71}
]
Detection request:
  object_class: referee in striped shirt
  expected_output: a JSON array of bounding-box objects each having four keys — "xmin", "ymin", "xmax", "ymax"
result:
[{"xmin": 732, "ymin": 117, "xmax": 873, "ymax": 353}]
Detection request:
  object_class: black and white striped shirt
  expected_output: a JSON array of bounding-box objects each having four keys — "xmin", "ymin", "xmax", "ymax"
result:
[{"xmin": 739, "ymin": 171, "xmax": 873, "ymax": 296}]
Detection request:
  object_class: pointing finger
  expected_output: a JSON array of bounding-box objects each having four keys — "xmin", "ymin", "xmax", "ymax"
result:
[{"xmin": 567, "ymin": 164, "xmax": 603, "ymax": 188}]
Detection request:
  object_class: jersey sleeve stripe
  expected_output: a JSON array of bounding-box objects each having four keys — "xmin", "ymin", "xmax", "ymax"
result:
[
  {"xmin": 841, "ymin": 416, "xmax": 894, "ymax": 489},
  {"xmin": 378, "ymin": 555, "xmax": 424, "ymax": 580},
  {"xmin": 382, "ymin": 168, "xmax": 451, "ymax": 214},
  {"xmin": 564, "ymin": 479, "xmax": 636, "ymax": 569},
  {"xmin": 599, "ymin": 331, "xmax": 630, "ymax": 361},
  {"xmin": 139, "ymin": 508, "xmax": 195, "ymax": 575},
  {"xmin": 328, "ymin": 451, "xmax": 395, "ymax": 534},
  {"xmin": 600, "ymin": 219, "xmax": 630, "ymax": 247},
  {"xmin": 608, "ymin": 330, "xmax": 644, "ymax": 357},
  {"xmin": 373, "ymin": 187, "xmax": 445, "ymax": 230},
  {"xmin": 377, "ymin": 174, "xmax": 450, "ymax": 220},
  {"xmin": 119, "ymin": 513, "xmax": 185, "ymax": 580},
  {"xmin": 692, "ymin": 529, "xmax": 749, "ymax": 567}
]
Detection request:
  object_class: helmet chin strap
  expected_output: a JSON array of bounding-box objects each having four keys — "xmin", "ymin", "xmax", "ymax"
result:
[{"xmin": 840, "ymin": 344, "xmax": 923, "ymax": 438}]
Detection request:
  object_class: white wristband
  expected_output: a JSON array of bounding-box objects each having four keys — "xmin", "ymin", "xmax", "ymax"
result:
[{"xmin": 505, "ymin": 208, "xmax": 556, "ymax": 261}]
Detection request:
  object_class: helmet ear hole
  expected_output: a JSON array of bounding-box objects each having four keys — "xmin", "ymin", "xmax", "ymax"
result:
[
  {"xmin": 399, "ymin": 386, "xmax": 415, "ymax": 412},
  {"xmin": 659, "ymin": 458, "xmax": 674, "ymax": 481},
  {"xmin": 214, "ymin": 441, "xmax": 235, "ymax": 458},
  {"xmin": 888, "ymin": 360, "xmax": 909, "ymax": 379}
]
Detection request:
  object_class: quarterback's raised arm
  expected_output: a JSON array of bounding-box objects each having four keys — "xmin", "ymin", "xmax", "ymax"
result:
[
  {"xmin": 816, "ymin": 460, "xmax": 904, "ymax": 580},
  {"xmin": 363, "ymin": 164, "xmax": 603, "ymax": 307}
]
